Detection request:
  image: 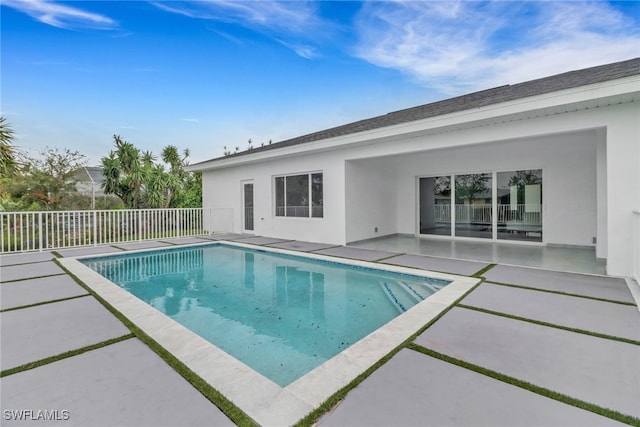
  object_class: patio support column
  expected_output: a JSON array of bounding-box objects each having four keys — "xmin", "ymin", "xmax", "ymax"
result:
[
  {"xmin": 605, "ymin": 108, "xmax": 640, "ymax": 277},
  {"xmin": 596, "ymin": 128, "xmax": 607, "ymax": 259}
]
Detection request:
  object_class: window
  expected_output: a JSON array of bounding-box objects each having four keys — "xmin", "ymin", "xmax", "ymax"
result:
[{"xmin": 275, "ymin": 172, "xmax": 323, "ymax": 218}]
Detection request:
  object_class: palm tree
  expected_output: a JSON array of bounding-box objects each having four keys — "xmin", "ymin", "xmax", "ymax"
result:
[
  {"xmin": 0, "ymin": 117, "xmax": 17, "ymax": 177},
  {"xmin": 101, "ymin": 135, "xmax": 147, "ymax": 208},
  {"xmin": 161, "ymin": 145, "xmax": 188, "ymax": 208}
]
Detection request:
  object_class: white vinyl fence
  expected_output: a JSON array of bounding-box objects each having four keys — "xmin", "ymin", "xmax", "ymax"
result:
[
  {"xmin": 633, "ymin": 210, "xmax": 640, "ymax": 283},
  {"xmin": 0, "ymin": 207, "xmax": 233, "ymax": 253}
]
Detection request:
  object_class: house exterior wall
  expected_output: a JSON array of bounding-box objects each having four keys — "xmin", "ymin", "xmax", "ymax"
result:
[
  {"xmin": 603, "ymin": 104, "xmax": 640, "ymax": 276},
  {"xmin": 198, "ymin": 77, "xmax": 639, "ymax": 277},
  {"xmin": 596, "ymin": 129, "xmax": 608, "ymax": 259},
  {"xmin": 391, "ymin": 131, "xmax": 597, "ymax": 246},
  {"xmin": 338, "ymin": 102, "xmax": 638, "ymax": 276},
  {"xmin": 345, "ymin": 157, "xmax": 398, "ymax": 242},
  {"xmin": 201, "ymin": 150, "xmax": 347, "ymax": 244},
  {"xmin": 342, "ymin": 130, "xmax": 598, "ymax": 247}
]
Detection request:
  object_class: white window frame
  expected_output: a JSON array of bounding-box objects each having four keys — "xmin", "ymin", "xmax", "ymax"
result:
[{"xmin": 274, "ymin": 171, "xmax": 323, "ymax": 218}]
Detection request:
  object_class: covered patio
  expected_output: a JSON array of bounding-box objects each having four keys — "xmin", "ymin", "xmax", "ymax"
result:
[{"xmin": 349, "ymin": 234, "xmax": 607, "ymax": 276}]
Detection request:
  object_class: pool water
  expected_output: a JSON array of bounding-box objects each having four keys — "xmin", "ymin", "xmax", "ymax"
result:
[{"xmin": 82, "ymin": 244, "xmax": 450, "ymax": 386}]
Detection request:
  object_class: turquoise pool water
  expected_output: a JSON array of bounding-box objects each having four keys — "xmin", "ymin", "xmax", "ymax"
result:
[{"xmin": 82, "ymin": 244, "xmax": 450, "ymax": 386}]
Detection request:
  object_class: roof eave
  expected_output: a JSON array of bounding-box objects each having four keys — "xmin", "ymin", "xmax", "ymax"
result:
[{"xmin": 187, "ymin": 72, "xmax": 640, "ymax": 173}]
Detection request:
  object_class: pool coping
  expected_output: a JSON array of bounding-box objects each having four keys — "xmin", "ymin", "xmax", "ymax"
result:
[{"xmin": 58, "ymin": 241, "xmax": 480, "ymax": 426}]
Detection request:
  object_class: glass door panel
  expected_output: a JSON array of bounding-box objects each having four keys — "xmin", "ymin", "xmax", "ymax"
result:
[
  {"xmin": 419, "ymin": 176, "xmax": 451, "ymax": 236},
  {"xmin": 455, "ymin": 173, "xmax": 493, "ymax": 239},
  {"xmin": 497, "ymin": 170, "xmax": 542, "ymax": 242},
  {"xmin": 243, "ymin": 183, "xmax": 254, "ymax": 231}
]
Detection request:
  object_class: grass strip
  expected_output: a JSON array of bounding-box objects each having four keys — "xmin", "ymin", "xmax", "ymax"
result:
[
  {"xmin": 54, "ymin": 259, "xmax": 257, "ymax": 427},
  {"xmin": 457, "ymin": 304, "xmax": 640, "ymax": 346},
  {"xmin": 0, "ymin": 273, "xmax": 67, "ymax": 284},
  {"xmin": 294, "ymin": 279, "xmax": 482, "ymax": 426},
  {"xmin": 374, "ymin": 260, "xmax": 471, "ymax": 279},
  {"xmin": 407, "ymin": 343, "xmax": 639, "ymax": 426},
  {"xmin": 373, "ymin": 253, "xmax": 406, "ymax": 262},
  {"xmin": 307, "ymin": 245, "xmax": 342, "ymax": 252},
  {"xmin": 0, "ymin": 294, "xmax": 91, "ymax": 313},
  {"xmin": 486, "ymin": 280, "xmax": 637, "ymax": 306},
  {"xmin": 0, "ymin": 334, "xmax": 134, "ymax": 378},
  {"xmin": 471, "ymin": 263, "xmax": 497, "ymax": 278},
  {"xmin": 0, "ymin": 258, "xmax": 58, "ymax": 268}
]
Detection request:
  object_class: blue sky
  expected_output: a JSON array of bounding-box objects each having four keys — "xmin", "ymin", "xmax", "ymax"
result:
[{"xmin": 2, "ymin": 1, "xmax": 639, "ymax": 165}]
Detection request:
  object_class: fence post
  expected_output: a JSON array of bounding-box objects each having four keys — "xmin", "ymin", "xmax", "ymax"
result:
[
  {"xmin": 38, "ymin": 212, "xmax": 43, "ymax": 252},
  {"xmin": 138, "ymin": 209, "xmax": 143, "ymax": 241},
  {"xmin": 93, "ymin": 210, "xmax": 98, "ymax": 246}
]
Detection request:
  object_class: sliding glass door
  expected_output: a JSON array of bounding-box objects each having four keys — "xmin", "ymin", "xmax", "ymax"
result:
[
  {"xmin": 454, "ymin": 173, "xmax": 493, "ymax": 239},
  {"xmin": 419, "ymin": 170, "xmax": 542, "ymax": 242},
  {"xmin": 455, "ymin": 173, "xmax": 493, "ymax": 239},
  {"xmin": 419, "ymin": 176, "xmax": 451, "ymax": 236},
  {"xmin": 496, "ymin": 170, "xmax": 542, "ymax": 242}
]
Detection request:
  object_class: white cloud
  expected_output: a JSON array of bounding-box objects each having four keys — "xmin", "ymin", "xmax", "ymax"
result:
[
  {"xmin": 152, "ymin": 0, "xmax": 319, "ymax": 33},
  {"xmin": 3, "ymin": 0, "xmax": 117, "ymax": 30},
  {"xmin": 150, "ymin": 0, "xmax": 330, "ymax": 59},
  {"xmin": 180, "ymin": 118, "xmax": 200, "ymax": 123},
  {"xmin": 277, "ymin": 39, "xmax": 319, "ymax": 59},
  {"xmin": 353, "ymin": 1, "xmax": 640, "ymax": 95}
]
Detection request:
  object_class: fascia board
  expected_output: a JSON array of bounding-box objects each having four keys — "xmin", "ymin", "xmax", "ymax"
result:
[{"xmin": 188, "ymin": 75, "xmax": 640, "ymax": 172}]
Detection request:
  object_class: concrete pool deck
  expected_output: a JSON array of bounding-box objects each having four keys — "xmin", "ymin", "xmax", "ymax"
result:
[{"xmin": 1, "ymin": 235, "xmax": 638, "ymax": 426}]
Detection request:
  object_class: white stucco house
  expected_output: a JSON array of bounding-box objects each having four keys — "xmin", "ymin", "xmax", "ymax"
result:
[{"xmin": 188, "ymin": 58, "xmax": 640, "ymax": 278}]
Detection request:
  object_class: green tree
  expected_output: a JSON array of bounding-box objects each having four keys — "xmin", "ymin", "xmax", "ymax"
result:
[
  {"xmin": 177, "ymin": 172, "xmax": 202, "ymax": 208},
  {"xmin": 101, "ymin": 136, "xmax": 201, "ymax": 209},
  {"xmin": 2, "ymin": 147, "xmax": 88, "ymax": 210},
  {"xmin": 102, "ymin": 135, "xmax": 147, "ymax": 209},
  {"xmin": 455, "ymin": 174, "xmax": 490, "ymax": 203},
  {"xmin": 0, "ymin": 117, "xmax": 18, "ymax": 178}
]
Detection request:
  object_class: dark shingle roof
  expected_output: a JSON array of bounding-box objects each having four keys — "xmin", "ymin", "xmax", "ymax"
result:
[{"xmin": 194, "ymin": 58, "xmax": 640, "ymax": 165}]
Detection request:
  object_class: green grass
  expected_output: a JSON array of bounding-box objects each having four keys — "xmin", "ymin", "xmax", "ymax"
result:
[
  {"xmin": 0, "ymin": 273, "xmax": 67, "ymax": 284},
  {"xmin": 1, "ymin": 334, "xmax": 134, "ymax": 378},
  {"xmin": 457, "ymin": 304, "xmax": 640, "ymax": 346},
  {"xmin": 407, "ymin": 343, "xmax": 640, "ymax": 426},
  {"xmin": 471, "ymin": 263, "xmax": 497, "ymax": 277},
  {"xmin": 0, "ymin": 294, "xmax": 90, "ymax": 313},
  {"xmin": 54, "ymin": 259, "xmax": 257, "ymax": 427},
  {"xmin": 294, "ymin": 279, "xmax": 482, "ymax": 426},
  {"xmin": 22, "ymin": 247, "xmax": 632, "ymax": 427},
  {"xmin": 485, "ymin": 280, "xmax": 637, "ymax": 306}
]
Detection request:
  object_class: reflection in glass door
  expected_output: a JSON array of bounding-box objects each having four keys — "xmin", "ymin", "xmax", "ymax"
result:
[
  {"xmin": 243, "ymin": 182, "xmax": 254, "ymax": 231},
  {"xmin": 419, "ymin": 170, "xmax": 542, "ymax": 242},
  {"xmin": 497, "ymin": 170, "xmax": 542, "ymax": 242},
  {"xmin": 419, "ymin": 176, "xmax": 451, "ymax": 236},
  {"xmin": 455, "ymin": 173, "xmax": 493, "ymax": 239}
]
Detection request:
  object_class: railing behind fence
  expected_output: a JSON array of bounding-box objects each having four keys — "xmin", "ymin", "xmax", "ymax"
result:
[
  {"xmin": 433, "ymin": 204, "xmax": 542, "ymax": 225},
  {"xmin": 633, "ymin": 210, "xmax": 640, "ymax": 283},
  {"xmin": 0, "ymin": 207, "xmax": 233, "ymax": 253}
]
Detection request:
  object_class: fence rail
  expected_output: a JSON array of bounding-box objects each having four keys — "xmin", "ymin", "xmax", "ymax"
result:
[
  {"xmin": 634, "ymin": 210, "xmax": 640, "ymax": 283},
  {"xmin": 0, "ymin": 207, "xmax": 233, "ymax": 254},
  {"xmin": 434, "ymin": 204, "xmax": 541, "ymax": 225}
]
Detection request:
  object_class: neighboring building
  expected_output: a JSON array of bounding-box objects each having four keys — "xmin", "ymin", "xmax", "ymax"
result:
[
  {"xmin": 188, "ymin": 58, "xmax": 640, "ymax": 278},
  {"xmin": 74, "ymin": 166, "xmax": 106, "ymax": 209}
]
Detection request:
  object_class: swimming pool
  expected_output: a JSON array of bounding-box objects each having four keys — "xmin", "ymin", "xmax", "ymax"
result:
[
  {"xmin": 61, "ymin": 241, "xmax": 479, "ymax": 425},
  {"xmin": 80, "ymin": 243, "xmax": 450, "ymax": 386}
]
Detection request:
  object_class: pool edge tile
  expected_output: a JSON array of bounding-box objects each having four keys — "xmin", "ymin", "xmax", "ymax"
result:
[{"xmin": 58, "ymin": 246, "xmax": 479, "ymax": 426}]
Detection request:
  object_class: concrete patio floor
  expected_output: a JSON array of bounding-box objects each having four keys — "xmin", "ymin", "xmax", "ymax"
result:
[
  {"xmin": 350, "ymin": 234, "xmax": 608, "ymax": 275},
  {"xmin": 1, "ymin": 235, "xmax": 638, "ymax": 426}
]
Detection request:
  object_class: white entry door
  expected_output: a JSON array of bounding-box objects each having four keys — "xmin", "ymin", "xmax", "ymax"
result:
[{"xmin": 242, "ymin": 182, "xmax": 254, "ymax": 232}]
